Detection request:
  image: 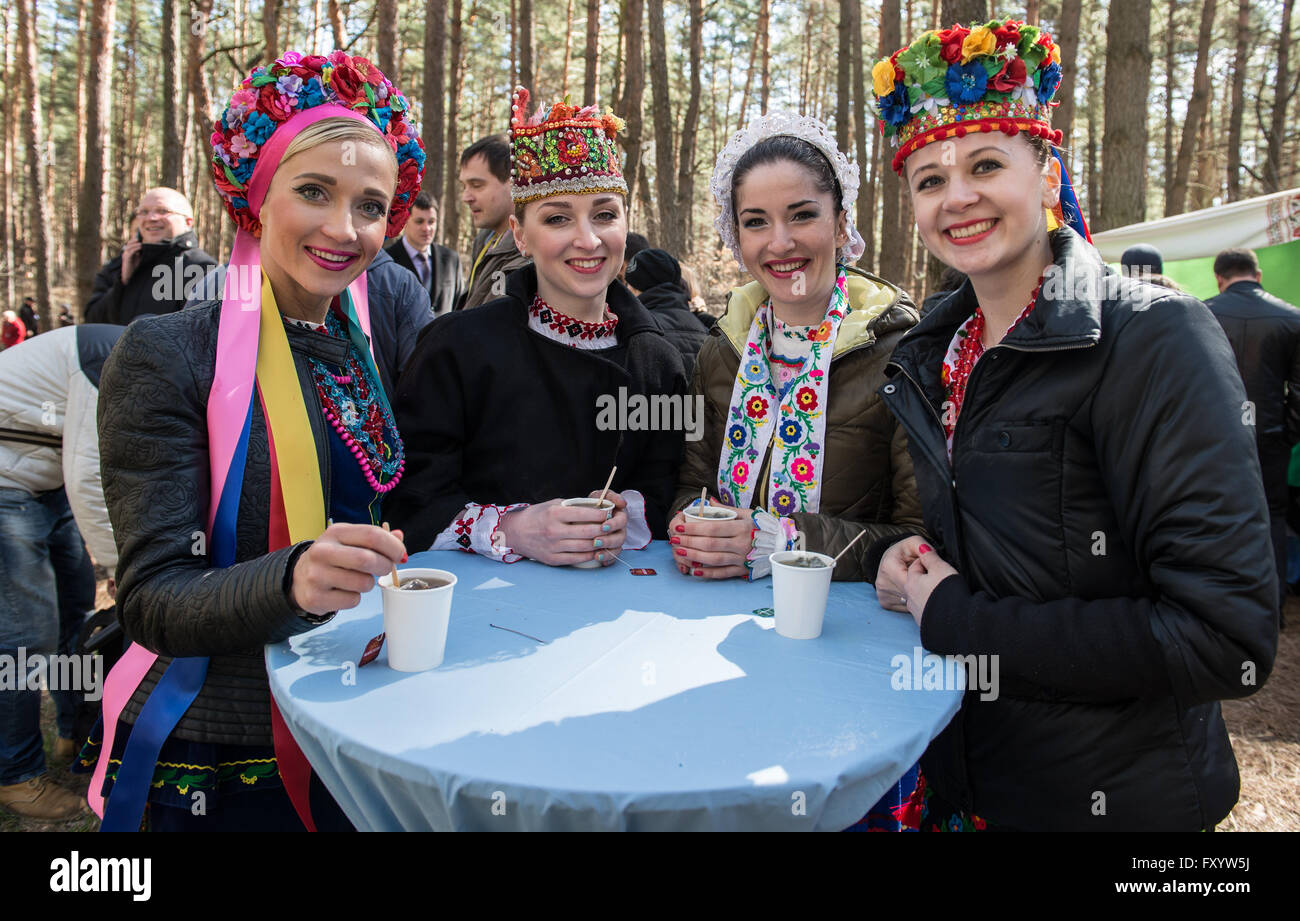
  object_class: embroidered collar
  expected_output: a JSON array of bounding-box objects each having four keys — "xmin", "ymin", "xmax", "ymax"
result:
[{"xmin": 527, "ymin": 294, "xmax": 619, "ymax": 349}]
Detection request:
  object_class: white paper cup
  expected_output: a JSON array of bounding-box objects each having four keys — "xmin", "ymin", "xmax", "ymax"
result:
[
  {"xmin": 561, "ymin": 497, "xmax": 615, "ymax": 569},
  {"xmin": 769, "ymin": 550, "xmax": 835, "ymax": 639},
  {"xmin": 684, "ymin": 503, "xmax": 739, "ymax": 523},
  {"xmin": 378, "ymin": 568, "xmax": 456, "ymax": 671}
]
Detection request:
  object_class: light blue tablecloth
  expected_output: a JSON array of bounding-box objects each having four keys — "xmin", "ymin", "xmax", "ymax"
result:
[{"xmin": 266, "ymin": 543, "xmax": 962, "ymax": 831}]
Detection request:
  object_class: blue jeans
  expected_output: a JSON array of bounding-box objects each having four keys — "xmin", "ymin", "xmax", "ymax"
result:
[{"xmin": 0, "ymin": 486, "xmax": 96, "ymax": 785}]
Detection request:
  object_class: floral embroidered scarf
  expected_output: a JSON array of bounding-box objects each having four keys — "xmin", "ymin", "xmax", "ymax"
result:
[{"xmin": 717, "ymin": 266, "xmax": 850, "ymax": 515}]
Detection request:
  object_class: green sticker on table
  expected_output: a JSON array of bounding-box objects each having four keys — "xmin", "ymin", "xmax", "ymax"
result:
[{"xmin": 752, "ymin": 607, "xmax": 774, "ymax": 618}]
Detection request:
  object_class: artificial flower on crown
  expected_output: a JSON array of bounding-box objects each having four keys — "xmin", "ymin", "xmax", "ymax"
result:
[
  {"xmin": 508, "ymin": 86, "xmax": 628, "ymax": 204},
  {"xmin": 210, "ymin": 49, "xmax": 426, "ymax": 238},
  {"xmin": 871, "ymin": 17, "xmax": 1065, "ymax": 174}
]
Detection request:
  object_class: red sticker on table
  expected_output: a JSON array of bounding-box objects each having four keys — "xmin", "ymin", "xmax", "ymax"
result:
[
  {"xmin": 359, "ymin": 632, "xmax": 385, "ymax": 667},
  {"xmin": 630, "ymin": 568, "xmax": 657, "ymax": 576}
]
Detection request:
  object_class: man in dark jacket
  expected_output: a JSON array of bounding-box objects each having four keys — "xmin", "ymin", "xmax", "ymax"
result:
[
  {"xmin": 84, "ymin": 188, "xmax": 216, "ymax": 325},
  {"xmin": 384, "ymin": 193, "xmax": 464, "ymax": 316},
  {"xmin": 626, "ymin": 248, "xmax": 708, "ymax": 379},
  {"xmin": 1205, "ymin": 247, "xmax": 1300, "ymax": 611},
  {"xmin": 185, "ymin": 248, "xmax": 434, "ymax": 398}
]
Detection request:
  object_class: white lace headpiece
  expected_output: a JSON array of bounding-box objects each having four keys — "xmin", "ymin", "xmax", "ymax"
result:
[{"xmin": 710, "ymin": 110, "xmax": 866, "ymax": 272}]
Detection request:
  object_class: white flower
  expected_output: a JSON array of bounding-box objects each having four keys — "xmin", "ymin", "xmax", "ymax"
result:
[
  {"xmin": 911, "ymin": 95, "xmax": 951, "ymax": 116},
  {"xmin": 1011, "ymin": 83, "xmax": 1038, "ymax": 107}
]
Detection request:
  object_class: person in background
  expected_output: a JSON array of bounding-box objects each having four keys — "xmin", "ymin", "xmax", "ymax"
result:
[
  {"xmin": 919, "ymin": 266, "xmax": 968, "ymax": 317},
  {"xmin": 679, "ymin": 263, "xmax": 718, "ymax": 329},
  {"xmin": 0, "ymin": 323, "xmax": 123, "ymax": 820},
  {"xmin": 1205, "ymin": 246, "xmax": 1300, "ymax": 616},
  {"xmin": 1, "ymin": 311, "xmax": 25, "ymax": 349},
  {"xmin": 84, "ymin": 188, "xmax": 216, "ymax": 325},
  {"xmin": 625, "ymin": 248, "xmax": 708, "ymax": 378},
  {"xmin": 457, "ymin": 135, "xmax": 530, "ymax": 310},
  {"xmin": 869, "ymin": 17, "xmax": 1275, "ymax": 831},
  {"xmin": 621, "ymin": 232, "xmax": 651, "ymax": 283},
  {"xmin": 385, "ymin": 192, "xmax": 464, "ymax": 316},
  {"xmin": 1119, "ymin": 242, "xmax": 1163, "ymax": 280},
  {"xmin": 18, "ymin": 297, "xmax": 38, "ymax": 338}
]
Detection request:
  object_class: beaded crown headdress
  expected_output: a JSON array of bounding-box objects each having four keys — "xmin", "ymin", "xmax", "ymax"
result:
[
  {"xmin": 872, "ymin": 18, "xmax": 1063, "ymax": 174},
  {"xmin": 509, "ymin": 86, "xmax": 628, "ymax": 204},
  {"xmin": 710, "ymin": 111, "xmax": 867, "ymax": 271}
]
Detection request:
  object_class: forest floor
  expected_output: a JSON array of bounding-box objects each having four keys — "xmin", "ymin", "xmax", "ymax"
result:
[{"xmin": 4, "ymin": 583, "xmax": 1297, "ymax": 833}]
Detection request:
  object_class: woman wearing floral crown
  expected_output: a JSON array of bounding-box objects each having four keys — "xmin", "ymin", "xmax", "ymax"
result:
[
  {"xmin": 668, "ymin": 114, "xmax": 924, "ymax": 587},
  {"xmin": 387, "ymin": 88, "xmax": 685, "ymax": 565},
  {"xmin": 82, "ymin": 51, "xmax": 421, "ymax": 831},
  {"xmin": 869, "ymin": 18, "xmax": 1276, "ymax": 830}
]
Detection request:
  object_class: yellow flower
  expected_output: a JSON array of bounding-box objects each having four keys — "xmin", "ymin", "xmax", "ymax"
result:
[
  {"xmin": 961, "ymin": 26, "xmax": 996, "ymax": 63},
  {"xmin": 240, "ymin": 773, "xmax": 257, "ymax": 785},
  {"xmin": 1050, "ymin": 45, "xmax": 1061, "ymax": 66},
  {"xmin": 872, "ymin": 60, "xmax": 897, "ymax": 97},
  {"xmin": 177, "ymin": 785, "xmax": 189, "ymax": 795}
]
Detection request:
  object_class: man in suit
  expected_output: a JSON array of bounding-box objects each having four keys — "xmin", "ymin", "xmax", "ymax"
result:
[{"xmin": 385, "ymin": 193, "xmax": 464, "ymax": 317}]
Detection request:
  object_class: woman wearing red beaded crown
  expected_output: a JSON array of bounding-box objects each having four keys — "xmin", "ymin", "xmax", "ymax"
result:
[
  {"xmin": 82, "ymin": 51, "xmax": 422, "ymax": 831},
  {"xmin": 867, "ymin": 18, "xmax": 1277, "ymax": 830},
  {"xmin": 387, "ymin": 88, "xmax": 685, "ymax": 565}
]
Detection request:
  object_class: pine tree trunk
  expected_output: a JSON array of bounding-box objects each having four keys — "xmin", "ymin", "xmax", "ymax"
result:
[
  {"xmin": 609, "ymin": 0, "xmax": 624, "ymax": 110},
  {"xmin": 263, "ymin": 0, "xmax": 280, "ymax": 65},
  {"xmin": 877, "ymin": 0, "xmax": 905, "ymax": 285},
  {"xmin": 1163, "ymin": 0, "xmax": 1176, "ymax": 211},
  {"xmin": 1024, "ymin": 0, "xmax": 1040, "ymax": 25},
  {"xmin": 443, "ymin": 0, "xmax": 464, "ymax": 250},
  {"xmin": 674, "ymin": 0, "xmax": 702, "ymax": 256},
  {"xmin": 758, "ymin": 0, "xmax": 770, "ymax": 115},
  {"xmin": 850, "ymin": 0, "xmax": 869, "ymax": 264},
  {"xmin": 423, "ymin": 0, "xmax": 447, "ymax": 230},
  {"xmin": 328, "ymin": 0, "xmax": 344, "ymax": 47},
  {"xmin": 77, "ymin": 0, "xmax": 116, "ymax": 318},
  {"xmin": 584, "ymin": 0, "xmax": 600, "ymax": 103},
  {"xmin": 941, "ymin": 1, "xmax": 986, "ymax": 29},
  {"xmin": 735, "ymin": 13, "xmax": 758, "ymax": 132},
  {"xmin": 836, "ymin": 0, "xmax": 851, "ymax": 150},
  {"xmin": 1098, "ymin": 0, "xmax": 1152, "ymax": 231},
  {"xmin": 1167, "ymin": 0, "xmax": 1216, "ymax": 216},
  {"xmin": 646, "ymin": 0, "xmax": 679, "ymax": 254},
  {"xmin": 1263, "ymin": 0, "xmax": 1295, "ymax": 192},
  {"xmin": 561, "ymin": 0, "xmax": 574, "ymax": 98},
  {"xmin": 1055, "ymin": 0, "xmax": 1081, "ymax": 156},
  {"xmin": 520, "ymin": 0, "xmax": 534, "ymax": 99},
  {"xmin": 621, "ymin": 0, "xmax": 644, "ymax": 217},
  {"xmin": 160, "ymin": 0, "xmax": 182, "ymax": 188},
  {"xmin": 16, "ymin": 0, "xmax": 50, "ymax": 330},
  {"xmin": 1226, "ymin": 0, "xmax": 1250, "ymax": 200},
  {"xmin": 2, "ymin": 7, "xmax": 14, "ymax": 310},
  {"xmin": 376, "ymin": 0, "xmax": 397, "ymax": 83}
]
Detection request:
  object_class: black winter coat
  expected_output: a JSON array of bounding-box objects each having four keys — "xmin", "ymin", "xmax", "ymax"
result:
[
  {"xmin": 878, "ymin": 230, "xmax": 1278, "ymax": 831},
  {"xmin": 98, "ymin": 303, "xmax": 364, "ymax": 746},
  {"xmin": 387, "ymin": 264, "xmax": 687, "ymax": 551},
  {"xmin": 637, "ymin": 282, "xmax": 709, "ymax": 379},
  {"xmin": 85, "ymin": 231, "xmax": 217, "ymax": 325}
]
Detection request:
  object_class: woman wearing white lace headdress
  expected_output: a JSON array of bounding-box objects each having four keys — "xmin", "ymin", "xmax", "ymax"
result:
[{"xmin": 669, "ymin": 112, "xmax": 926, "ymax": 592}]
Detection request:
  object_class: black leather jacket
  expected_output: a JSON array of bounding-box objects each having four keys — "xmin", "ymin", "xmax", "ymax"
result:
[
  {"xmin": 878, "ymin": 230, "xmax": 1278, "ymax": 830},
  {"xmin": 98, "ymin": 302, "xmax": 355, "ymax": 746}
]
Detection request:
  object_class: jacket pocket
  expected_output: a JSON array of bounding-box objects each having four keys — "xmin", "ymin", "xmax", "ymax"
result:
[{"xmin": 968, "ymin": 419, "xmax": 1061, "ymax": 455}]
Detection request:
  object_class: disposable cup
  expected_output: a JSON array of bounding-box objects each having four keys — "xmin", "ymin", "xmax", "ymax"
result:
[
  {"xmin": 561, "ymin": 497, "xmax": 616, "ymax": 569},
  {"xmin": 769, "ymin": 550, "xmax": 835, "ymax": 639},
  {"xmin": 378, "ymin": 568, "xmax": 456, "ymax": 671},
  {"xmin": 684, "ymin": 503, "xmax": 739, "ymax": 523}
]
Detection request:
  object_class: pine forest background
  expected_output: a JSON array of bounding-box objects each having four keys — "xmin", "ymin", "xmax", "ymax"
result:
[{"xmin": 2, "ymin": 0, "xmax": 1297, "ymax": 329}]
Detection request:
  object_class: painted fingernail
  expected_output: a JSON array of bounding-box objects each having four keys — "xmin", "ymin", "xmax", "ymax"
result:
[
  {"xmin": 675, "ymin": 525, "xmax": 686, "ymax": 533},
  {"xmin": 675, "ymin": 548, "xmax": 686, "ymax": 556},
  {"xmin": 594, "ymin": 539, "xmax": 604, "ymax": 549},
  {"xmin": 918, "ymin": 544, "xmax": 932, "ymax": 554},
  {"xmin": 596, "ymin": 552, "xmax": 605, "ymax": 561},
  {"xmin": 602, "ymin": 523, "xmax": 611, "ymax": 533},
  {"xmin": 670, "ymin": 536, "xmax": 681, "ymax": 545},
  {"xmin": 692, "ymin": 568, "xmax": 704, "ymax": 576},
  {"xmin": 400, "ymin": 554, "xmax": 408, "ymax": 563}
]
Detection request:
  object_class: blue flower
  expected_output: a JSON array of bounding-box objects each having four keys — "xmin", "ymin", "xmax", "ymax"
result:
[
  {"xmin": 300, "ymin": 77, "xmax": 326, "ymax": 108},
  {"xmin": 879, "ymin": 83, "xmax": 911, "ymax": 127},
  {"xmin": 242, "ymin": 111, "xmax": 276, "ymax": 146},
  {"xmin": 371, "ymin": 106, "xmax": 393, "ymax": 132},
  {"xmin": 779, "ymin": 419, "xmax": 803, "ymax": 446},
  {"xmin": 231, "ymin": 196, "xmax": 249, "ymax": 211},
  {"xmin": 233, "ymin": 159, "xmax": 255, "ymax": 183},
  {"xmin": 1036, "ymin": 62, "xmax": 1062, "ymax": 104},
  {"xmin": 397, "ymin": 139, "xmax": 425, "ymax": 167},
  {"xmin": 728, "ymin": 424, "xmax": 748, "ymax": 449},
  {"xmin": 945, "ymin": 61, "xmax": 988, "ymax": 105},
  {"xmin": 743, "ymin": 359, "xmax": 767, "ymax": 384}
]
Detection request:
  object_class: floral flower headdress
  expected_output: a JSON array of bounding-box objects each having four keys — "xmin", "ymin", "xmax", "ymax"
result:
[
  {"xmin": 710, "ymin": 111, "xmax": 866, "ymax": 271},
  {"xmin": 872, "ymin": 18, "xmax": 1063, "ymax": 174},
  {"xmin": 509, "ymin": 86, "xmax": 628, "ymax": 204},
  {"xmin": 211, "ymin": 50, "xmax": 426, "ymax": 238}
]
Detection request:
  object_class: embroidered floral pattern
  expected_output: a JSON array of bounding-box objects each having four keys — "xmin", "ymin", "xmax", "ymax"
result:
[{"xmin": 716, "ymin": 266, "xmax": 849, "ymax": 512}]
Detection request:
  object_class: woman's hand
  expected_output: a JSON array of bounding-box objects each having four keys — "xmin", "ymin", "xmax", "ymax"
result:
[
  {"xmin": 669, "ymin": 499, "xmax": 754, "ymax": 580},
  {"xmin": 499, "ymin": 493, "xmax": 629, "ymax": 567},
  {"xmin": 289, "ymin": 522, "xmax": 408, "ymax": 616},
  {"xmin": 903, "ymin": 544, "xmax": 958, "ymax": 627},
  {"xmin": 875, "ymin": 536, "xmax": 926, "ymax": 613}
]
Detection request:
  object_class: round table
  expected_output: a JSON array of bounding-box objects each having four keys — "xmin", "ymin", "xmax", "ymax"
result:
[{"xmin": 266, "ymin": 543, "xmax": 962, "ymax": 831}]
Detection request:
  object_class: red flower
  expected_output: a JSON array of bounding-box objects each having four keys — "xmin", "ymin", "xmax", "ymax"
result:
[
  {"xmin": 745, "ymin": 395, "xmax": 769, "ymax": 420},
  {"xmin": 790, "ymin": 457, "xmax": 815, "ymax": 483},
  {"xmin": 990, "ymin": 57, "xmax": 1027, "ymax": 93},
  {"xmin": 258, "ymin": 85, "xmax": 295, "ymax": 122},
  {"xmin": 973, "ymin": 815, "xmax": 987, "ymax": 830},
  {"xmin": 939, "ymin": 26, "xmax": 969, "ymax": 64},
  {"xmin": 993, "ymin": 23, "xmax": 1020, "ymax": 48},
  {"xmin": 558, "ymin": 128, "xmax": 590, "ymax": 165},
  {"xmin": 328, "ymin": 59, "xmax": 365, "ymax": 105},
  {"xmin": 212, "ymin": 164, "xmax": 242, "ymax": 197},
  {"xmin": 795, "ymin": 386, "xmax": 818, "ymax": 412}
]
